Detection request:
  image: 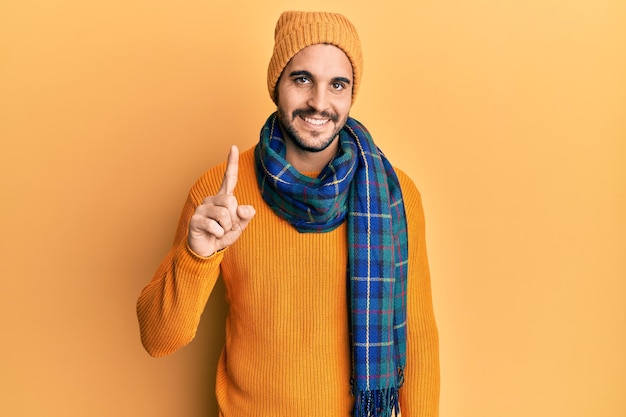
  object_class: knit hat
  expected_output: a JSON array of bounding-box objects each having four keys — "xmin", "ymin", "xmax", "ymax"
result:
[{"xmin": 267, "ymin": 11, "xmax": 363, "ymax": 104}]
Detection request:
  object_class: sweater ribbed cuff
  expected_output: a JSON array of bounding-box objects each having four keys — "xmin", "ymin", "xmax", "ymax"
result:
[{"xmin": 175, "ymin": 241, "xmax": 224, "ymax": 280}]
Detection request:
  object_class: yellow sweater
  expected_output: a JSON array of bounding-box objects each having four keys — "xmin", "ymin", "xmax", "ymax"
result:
[{"xmin": 137, "ymin": 146, "xmax": 439, "ymax": 416}]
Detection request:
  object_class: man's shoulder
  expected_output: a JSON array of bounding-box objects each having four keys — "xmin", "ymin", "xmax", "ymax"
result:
[{"xmin": 394, "ymin": 166, "xmax": 422, "ymax": 202}]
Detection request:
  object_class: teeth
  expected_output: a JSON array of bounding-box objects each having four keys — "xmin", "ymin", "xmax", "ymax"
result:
[{"xmin": 303, "ymin": 116, "xmax": 329, "ymax": 126}]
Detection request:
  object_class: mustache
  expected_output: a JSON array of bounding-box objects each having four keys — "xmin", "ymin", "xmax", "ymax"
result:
[{"xmin": 292, "ymin": 108, "xmax": 339, "ymax": 123}]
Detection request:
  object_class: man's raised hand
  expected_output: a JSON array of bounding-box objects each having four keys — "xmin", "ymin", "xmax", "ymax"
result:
[{"xmin": 187, "ymin": 145, "xmax": 256, "ymax": 257}]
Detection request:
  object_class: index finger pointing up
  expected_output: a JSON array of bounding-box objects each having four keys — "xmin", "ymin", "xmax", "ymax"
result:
[{"xmin": 218, "ymin": 145, "xmax": 239, "ymax": 195}]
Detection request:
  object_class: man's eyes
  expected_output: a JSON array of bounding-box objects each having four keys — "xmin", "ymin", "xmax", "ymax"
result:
[{"xmin": 292, "ymin": 78, "xmax": 347, "ymax": 91}]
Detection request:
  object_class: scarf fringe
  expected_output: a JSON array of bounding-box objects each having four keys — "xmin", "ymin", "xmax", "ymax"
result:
[{"xmin": 354, "ymin": 388, "xmax": 400, "ymax": 417}]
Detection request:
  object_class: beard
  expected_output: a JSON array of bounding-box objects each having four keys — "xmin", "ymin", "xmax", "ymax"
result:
[{"xmin": 277, "ymin": 106, "xmax": 348, "ymax": 153}]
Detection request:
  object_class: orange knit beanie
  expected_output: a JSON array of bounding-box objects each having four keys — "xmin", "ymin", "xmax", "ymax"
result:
[{"xmin": 267, "ymin": 11, "xmax": 363, "ymax": 104}]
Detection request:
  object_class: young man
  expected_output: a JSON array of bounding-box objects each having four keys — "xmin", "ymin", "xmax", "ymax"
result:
[{"xmin": 137, "ymin": 11, "xmax": 439, "ymax": 417}]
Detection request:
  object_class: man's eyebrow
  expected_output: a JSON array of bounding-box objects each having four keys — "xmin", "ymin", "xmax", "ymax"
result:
[
  {"xmin": 333, "ymin": 77, "xmax": 352, "ymax": 85},
  {"xmin": 288, "ymin": 71, "xmax": 352, "ymax": 85},
  {"xmin": 288, "ymin": 70, "xmax": 313, "ymax": 78}
]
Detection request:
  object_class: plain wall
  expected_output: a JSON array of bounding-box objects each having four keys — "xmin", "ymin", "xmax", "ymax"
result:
[{"xmin": 1, "ymin": 0, "xmax": 624, "ymax": 416}]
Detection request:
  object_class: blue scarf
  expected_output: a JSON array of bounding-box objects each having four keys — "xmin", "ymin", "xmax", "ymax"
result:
[{"xmin": 255, "ymin": 113, "xmax": 408, "ymax": 417}]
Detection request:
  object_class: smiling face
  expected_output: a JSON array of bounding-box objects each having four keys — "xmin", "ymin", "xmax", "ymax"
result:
[{"xmin": 275, "ymin": 44, "xmax": 353, "ymax": 166}]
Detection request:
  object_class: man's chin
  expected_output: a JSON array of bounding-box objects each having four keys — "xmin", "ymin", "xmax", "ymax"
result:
[{"xmin": 290, "ymin": 137, "xmax": 336, "ymax": 153}]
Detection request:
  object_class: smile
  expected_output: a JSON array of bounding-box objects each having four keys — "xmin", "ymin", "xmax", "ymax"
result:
[{"xmin": 301, "ymin": 116, "xmax": 330, "ymax": 126}]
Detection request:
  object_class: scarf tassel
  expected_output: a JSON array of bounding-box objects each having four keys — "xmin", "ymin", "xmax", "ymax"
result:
[{"xmin": 354, "ymin": 388, "xmax": 400, "ymax": 417}]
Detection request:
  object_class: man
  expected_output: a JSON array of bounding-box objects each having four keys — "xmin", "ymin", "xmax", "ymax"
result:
[{"xmin": 137, "ymin": 11, "xmax": 439, "ymax": 417}]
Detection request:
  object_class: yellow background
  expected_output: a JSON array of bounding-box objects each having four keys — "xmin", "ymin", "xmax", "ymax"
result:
[{"xmin": 1, "ymin": 0, "xmax": 624, "ymax": 416}]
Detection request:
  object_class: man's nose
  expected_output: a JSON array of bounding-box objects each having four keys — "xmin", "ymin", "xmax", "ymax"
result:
[{"xmin": 306, "ymin": 85, "xmax": 330, "ymax": 112}]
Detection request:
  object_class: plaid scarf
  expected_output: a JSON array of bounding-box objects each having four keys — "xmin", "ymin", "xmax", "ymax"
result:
[{"xmin": 254, "ymin": 113, "xmax": 408, "ymax": 417}]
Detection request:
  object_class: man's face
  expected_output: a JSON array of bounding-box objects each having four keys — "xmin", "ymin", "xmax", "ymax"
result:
[{"xmin": 276, "ymin": 44, "xmax": 353, "ymax": 154}]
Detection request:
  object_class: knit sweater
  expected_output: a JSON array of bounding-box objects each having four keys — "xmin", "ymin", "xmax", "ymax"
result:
[{"xmin": 137, "ymin": 146, "xmax": 440, "ymax": 417}]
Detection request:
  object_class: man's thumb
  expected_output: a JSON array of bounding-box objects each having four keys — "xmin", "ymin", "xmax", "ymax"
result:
[{"xmin": 237, "ymin": 205, "xmax": 256, "ymax": 220}]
